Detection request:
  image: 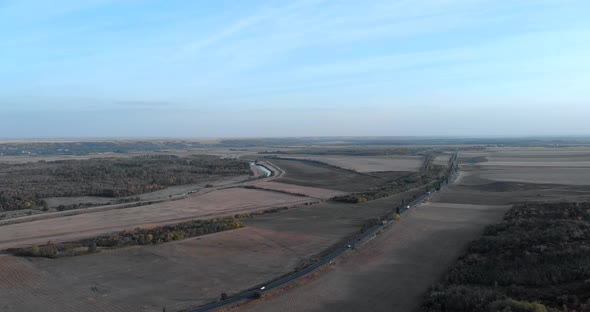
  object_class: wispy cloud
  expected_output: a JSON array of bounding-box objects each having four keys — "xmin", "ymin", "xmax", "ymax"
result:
[
  {"xmin": 1, "ymin": 0, "xmax": 590, "ymax": 137},
  {"xmin": 170, "ymin": 0, "xmax": 325, "ymax": 62}
]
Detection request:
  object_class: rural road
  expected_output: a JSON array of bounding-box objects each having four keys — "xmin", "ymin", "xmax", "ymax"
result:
[{"xmin": 188, "ymin": 153, "xmax": 458, "ymax": 312}]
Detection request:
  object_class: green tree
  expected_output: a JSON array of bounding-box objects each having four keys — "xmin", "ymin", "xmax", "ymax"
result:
[
  {"xmin": 42, "ymin": 240, "xmax": 58, "ymax": 257},
  {"xmin": 31, "ymin": 245, "xmax": 40, "ymax": 256}
]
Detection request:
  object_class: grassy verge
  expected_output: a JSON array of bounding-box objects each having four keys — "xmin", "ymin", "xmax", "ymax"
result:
[{"xmin": 422, "ymin": 202, "xmax": 590, "ymax": 312}]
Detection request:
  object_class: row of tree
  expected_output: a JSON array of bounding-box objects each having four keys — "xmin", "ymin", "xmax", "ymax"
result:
[{"xmin": 10, "ymin": 216, "xmax": 244, "ymax": 258}]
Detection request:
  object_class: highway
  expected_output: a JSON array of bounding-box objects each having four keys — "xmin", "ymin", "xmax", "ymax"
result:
[{"xmin": 189, "ymin": 152, "xmax": 459, "ymax": 312}]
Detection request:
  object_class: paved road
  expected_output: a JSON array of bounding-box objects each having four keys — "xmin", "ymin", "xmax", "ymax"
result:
[{"xmin": 189, "ymin": 153, "xmax": 458, "ymax": 312}]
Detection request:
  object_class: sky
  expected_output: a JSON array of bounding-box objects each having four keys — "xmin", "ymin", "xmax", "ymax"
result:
[{"xmin": 1, "ymin": 0, "xmax": 589, "ymax": 138}]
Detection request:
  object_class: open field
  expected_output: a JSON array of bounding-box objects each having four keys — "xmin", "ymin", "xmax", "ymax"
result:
[
  {"xmin": 241, "ymin": 202, "xmax": 511, "ymax": 312},
  {"xmin": 3, "ymin": 145, "xmax": 590, "ymax": 312},
  {"xmin": 264, "ymin": 155, "xmax": 424, "ymax": 172},
  {"xmin": 0, "ymin": 188, "xmax": 426, "ymax": 312},
  {"xmin": 238, "ymin": 147, "xmax": 590, "ymax": 312},
  {"xmin": 243, "ymin": 181, "xmax": 346, "ymax": 199},
  {"xmin": 432, "ymin": 154, "xmax": 452, "ymax": 166},
  {"xmin": 458, "ymin": 149, "xmax": 590, "ymax": 186},
  {"xmin": 441, "ymin": 148, "xmax": 590, "ymax": 205},
  {"xmin": 0, "ymin": 187, "xmax": 315, "ymax": 250},
  {"xmin": 267, "ymin": 158, "xmax": 389, "ymax": 192}
]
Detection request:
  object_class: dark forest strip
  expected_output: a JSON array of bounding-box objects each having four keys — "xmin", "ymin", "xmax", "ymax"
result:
[{"xmin": 422, "ymin": 202, "xmax": 590, "ymax": 312}]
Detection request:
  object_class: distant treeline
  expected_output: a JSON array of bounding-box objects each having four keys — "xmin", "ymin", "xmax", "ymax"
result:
[
  {"xmin": 0, "ymin": 141, "xmax": 203, "ymax": 156},
  {"xmin": 9, "ymin": 216, "xmax": 243, "ymax": 258},
  {"xmin": 423, "ymin": 202, "xmax": 590, "ymax": 312},
  {"xmin": 0, "ymin": 155, "xmax": 251, "ymax": 212},
  {"xmin": 222, "ymin": 137, "xmax": 590, "ymax": 147},
  {"xmin": 1, "ymin": 138, "xmax": 588, "ymax": 157},
  {"xmin": 259, "ymin": 147, "xmax": 434, "ymax": 156}
]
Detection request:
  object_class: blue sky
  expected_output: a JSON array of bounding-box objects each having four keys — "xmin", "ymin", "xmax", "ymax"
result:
[{"xmin": 1, "ymin": 0, "xmax": 589, "ymax": 138}]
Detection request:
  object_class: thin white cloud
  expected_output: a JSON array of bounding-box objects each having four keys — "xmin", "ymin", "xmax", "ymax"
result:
[{"xmin": 170, "ymin": 0, "xmax": 325, "ymax": 62}]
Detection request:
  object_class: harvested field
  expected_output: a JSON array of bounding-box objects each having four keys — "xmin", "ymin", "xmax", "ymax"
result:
[
  {"xmin": 0, "ymin": 188, "xmax": 315, "ymax": 250},
  {"xmin": 477, "ymin": 167, "xmax": 590, "ymax": 185},
  {"xmin": 0, "ymin": 255, "xmax": 128, "ymax": 312},
  {"xmin": 456, "ymin": 148, "xmax": 590, "ymax": 187},
  {"xmin": 434, "ymin": 149, "xmax": 590, "ymax": 205},
  {"xmin": 269, "ymin": 154, "xmax": 424, "ymax": 172},
  {"xmin": 238, "ymin": 147, "xmax": 590, "ymax": 312},
  {"xmin": 268, "ymin": 158, "xmax": 387, "ymax": 192},
  {"xmin": 433, "ymin": 154, "xmax": 452, "ymax": 166},
  {"xmin": 242, "ymin": 202, "xmax": 510, "ymax": 312},
  {"xmin": 434, "ymin": 182, "xmax": 590, "ymax": 205},
  {"xmin": 243, "ymin": 181, "xmax": 346, "ymax": 199},
  {"xmin": 0, "ymin": 188, "xmax": 427, "ymax": 311},
  {"xmin": 6, "ymin": 227, "xmax": 317, "ymax": 312},
  {"xmin": 5, "ymin": 146, "xmax": 590, "ymax": 312}
]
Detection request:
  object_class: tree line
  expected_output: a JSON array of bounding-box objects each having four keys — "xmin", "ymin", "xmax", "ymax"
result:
[
  {"xmin": 422, "ymin": 202, "xmax": 590, "ymax": 312},
  {"xmin": 10, "ymin": 216, "xmax": 244, "ymax": 258},
  {"xmin": 0, "ymin": 155, "xmax": 251, "ymax": 212}
]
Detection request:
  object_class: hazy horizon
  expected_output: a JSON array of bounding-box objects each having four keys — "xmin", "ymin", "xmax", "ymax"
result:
[{"xmin": 1, "ymin": 1, "xmax": 589, "ymax": 138}]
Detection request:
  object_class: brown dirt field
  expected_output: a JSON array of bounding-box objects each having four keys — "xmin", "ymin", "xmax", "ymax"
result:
[
  {"xmin": 456, "ymin": 148, "xmax": 590, "ymax": 186},
  {"xmin": 476, "ymin": 166, "xmax": 590, "ymax": 185},
  {"xmin": 0, "ymin": 254, "xmax": 129, "ymax": 312},
  {"xmin": 270, "ymin": 154, "xmax": 424, "ymax": 172},
  {"xmin": 0, "ymin": 188, "xmax": 316, "ymax": 250},
  {"xmin": 5, "ymin": 147, "xmax": 590, "ymax": 312},
  {"xmin": 433, "ymin": 154, "xmax": 452, "ymax": 166},
  {"xmin": 268, "ymin": 158, "xmax": 388, "ymax": 192},
  {"xmin": 241, "ymin": 202, "xmax": 510, "ymax": 312},
  {"xmin": 243, "ymin": 181, "xmax": 347, "ymax": 199},
  {"xmin": 236, "ymin": 147, "xmax": 590, "ymax": 312},
  {"xmin": 433, "ymin": 182, "xmax": 590, "ymax": 205},
  {"xmin": 0, "ymin": 188, "xmax": 426, "ymax": 312},
  {"xmin": 7, "ymin": 227, "xmax": 324, "ymax": 312}
]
